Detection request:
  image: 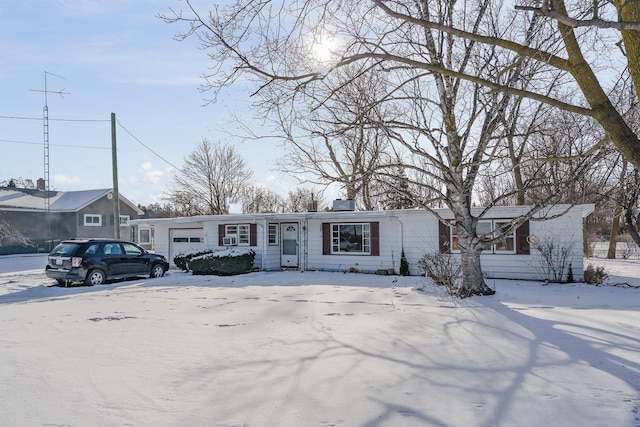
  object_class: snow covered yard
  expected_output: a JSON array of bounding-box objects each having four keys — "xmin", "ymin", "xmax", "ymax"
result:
[{"xmin": 0, "ymin": 255, "xmax": 639, "ymax": 426}]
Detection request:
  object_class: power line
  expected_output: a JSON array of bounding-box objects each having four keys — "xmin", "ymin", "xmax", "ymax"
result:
[
  {"xmin": 0, "ymin": 139, "xmax": 110, "ymax": 149},
  {"xmin": 1, "ymin": 113, "xmax": 180, "ymax": 169},
  {"xmin": 0, "ymin": 115, "xmax": 109, "ymax": 122},
  {"xmin": 116, "ymin": 119, "xmax": 180, "ymax": 171}
]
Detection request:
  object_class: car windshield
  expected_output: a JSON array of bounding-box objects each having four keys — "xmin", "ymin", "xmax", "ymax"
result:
[{"xmin": 50, "ymin": 243, "xmax": 82, "ymax": 256}]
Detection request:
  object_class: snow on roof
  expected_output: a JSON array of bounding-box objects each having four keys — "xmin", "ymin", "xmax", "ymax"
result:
[
  {"xmin": 49, "ymin": 189, "xmax": 110, "ymax": 211},
  {"xmin": 0, "ymin": 189, "xmax": 64, "ymax": 210},
  {"xmin": 0, "ymin": 188, "xmax": 141, "ymax": 213}
]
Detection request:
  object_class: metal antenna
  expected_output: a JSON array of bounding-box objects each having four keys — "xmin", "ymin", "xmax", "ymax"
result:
[
  {"xmin": 29, "ymin": 71, "xmax": 69, "ymax": 213},
  {"xmin": 30, "ymin": 71, "xmax": 68, "ymax": 251}
]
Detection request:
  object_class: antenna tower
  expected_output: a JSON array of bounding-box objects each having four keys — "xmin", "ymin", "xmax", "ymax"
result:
[{"xmin": 30, "ymin": 71, "xmax": 68, "ymax": 212}]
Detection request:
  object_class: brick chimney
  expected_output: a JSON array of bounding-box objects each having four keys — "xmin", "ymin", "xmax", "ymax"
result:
[{"xmin": 37, "ymin": 178, "xmax": 45, "ymax": 190}]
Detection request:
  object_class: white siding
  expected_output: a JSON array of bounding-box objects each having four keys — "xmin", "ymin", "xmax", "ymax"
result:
[{"xmin": 131, "ymin": 204, "xmax": 592, "ymax": 281}]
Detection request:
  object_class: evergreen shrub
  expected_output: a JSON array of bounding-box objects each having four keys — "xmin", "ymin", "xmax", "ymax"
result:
[
  {"xmin": 190, "ymin": 249, "xmax": 255, "ymax": 276},
  {"xmin": 174, "ymin": 250, "xmax": 214, "ymax": 271}
]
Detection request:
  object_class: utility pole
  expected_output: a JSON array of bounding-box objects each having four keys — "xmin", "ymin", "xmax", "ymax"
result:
[{"xmin": 111, "ymin": 112, "xmax": 121, "ymax": 239}]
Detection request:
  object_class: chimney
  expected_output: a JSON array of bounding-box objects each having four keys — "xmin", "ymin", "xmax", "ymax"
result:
[
  {"xmin": 37, "ymin": 178, "xmax": 45, "ymax": 190},
  {"xmin": 332, "ymin": 199, "xmax": 355, "ymax": 211}
]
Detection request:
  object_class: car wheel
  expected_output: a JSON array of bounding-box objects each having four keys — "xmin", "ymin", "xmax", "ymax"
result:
[
  {"xmin": 150, "ymin": 264, "xmax": 165, "ymax": 278},
  {"xmin": 85, "ymin": 269, "xmax": 106, "ymax": 286}
]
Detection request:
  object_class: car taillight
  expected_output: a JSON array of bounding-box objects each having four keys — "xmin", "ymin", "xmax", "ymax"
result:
[{"xmin": 71, "ymin": 257, "xmax": 83, "ymax": 268}]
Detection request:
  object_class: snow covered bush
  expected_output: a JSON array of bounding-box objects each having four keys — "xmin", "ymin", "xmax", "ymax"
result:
[
  {"xmin": 189, "ymin": 248, "xmax": 255, "ymax": 276},
  {"xmin": 418, "ymin": 252, "xmax": 461, "ymax": 295},
  {"xmin": 583, "ymin": 264, "xmax": 608, "ymax": 285},
  {"xmin": 174, "ymin": 250, "xmax": 214, "ymax": 271}
]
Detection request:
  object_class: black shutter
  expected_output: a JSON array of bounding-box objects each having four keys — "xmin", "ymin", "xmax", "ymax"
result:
[
  {"xmin": 322, "ymin": 223, "xmax": 331, "ymax": 255},
  {"xmin": 250, "ymin": 224, "xmax": 257, "ymax": 246},
  {"xmin": 439, "ymin": 221, "xmax": 451, "ymax": 254},
  {"xmin": 370, "ymin": 222, "xmax": 379, "ymax": 256},
  {"xmin": 218, "ymin": 224, "xmax": 225, "ymax": 246},
  {"xmin": 516, "ymin": 220, "xmax": 530, "ymax": 254}
]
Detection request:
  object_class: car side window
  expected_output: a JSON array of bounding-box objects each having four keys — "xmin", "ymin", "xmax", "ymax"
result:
[
  {"xmin": 103, "ymin": 243, "xmax": 122, "ymax": 255},
  {"xmin": 83, "ymin": 244, "xmax": 99, "ymax": 255},
  {"xmin": 122, "ymin": 243, "xmax": 143, "ymax": 256}
]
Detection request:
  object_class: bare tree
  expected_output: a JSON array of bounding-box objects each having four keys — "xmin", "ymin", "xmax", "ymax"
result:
[
  {"xmin": 240, "ymin": 185, "xmax": 284, "ymax": 213},
  {"xmin": 167, "ymin": 139, "xmax": 252, "ymax": 215},
  {"xmin": 161, "ymin": 0, "xmax": 640, "ymax": 168},
  {"xmin": 0, "ymin": 218, "xmax": 31, "ymax": 247},
  {"xmin": 622, "ymin": 167, "xmax": 640, "ymax": 247},
  {"xmin": 284, "ymin": 187, "xmax": 325, "ymax": 213},
  {"xmin": 273, "ymin": 63, "xmax": 396, "ymax": 210},
  {"xmin": 159, "ymin": 1, "xmax": 606, "ymax": 296}
]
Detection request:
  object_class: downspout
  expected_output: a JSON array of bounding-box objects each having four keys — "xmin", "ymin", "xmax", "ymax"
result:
[
  {"xmin": 387, "ymin": 213, "xmax": 404, "ymax": 274},
  {"xmin": 253, "ymin": 219, "xmax": 265, "ymax": 271},
  {"xmin": 303, "ymin": 214, "xmax": 309, "ymax": 271}
]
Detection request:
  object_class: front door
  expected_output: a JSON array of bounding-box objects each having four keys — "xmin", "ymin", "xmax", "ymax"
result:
[{"xmin": 281, "ymin": 223, "xmax": 299, "ymax": 268}]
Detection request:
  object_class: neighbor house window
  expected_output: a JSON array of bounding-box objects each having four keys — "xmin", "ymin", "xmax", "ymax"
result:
[
  {"xmin": 139, "ymin": 228, "xmax": 151, "ymax": 245},
  {"xmin": 268, "ymin": 224, "xmax": 278, "ymax": 245},
  {"xmin": 441, "ymin": 219, "xmax": 525, "ymax": 255},
  {"xmin": 119, "ymin": 215, "xmax": 130, "ymax": 226},
  {"xmin": 84, "ymin": 214, "xmax": 102, "ymax": 226}
]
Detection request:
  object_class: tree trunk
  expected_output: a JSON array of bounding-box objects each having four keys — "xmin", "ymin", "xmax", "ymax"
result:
[
  {"xmin": 617, "ymin": 0, "xmax": 640, "ymax": 105},
  {"xmin": 608, "ymin": 159, "xmax": 628, "ymax": 258},
  {"xmin": 458, "ymin": 247, "xmax": 495, "ymax": 297},
  {"xmin": 607, "ymin": 213, "xmax": 621, "ymax": 259},
  {"xmin": 556, "ymin": 0, "xmax": 640, "ymax": 170}
]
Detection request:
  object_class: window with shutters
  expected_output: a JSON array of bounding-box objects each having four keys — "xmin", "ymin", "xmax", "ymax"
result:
[
  {"xmin": 445, "ymin": 219, "xmax": 523, "ymax": 255},
  {"xmin": 224, "ymin": 224, "xmax": 249, "ymax": 245},
  {"xmin": 331, "ymin": 223, "xmax": 370, "ymax": 254},
  {"xmin": 83, "ymin": 214, "xmax": 102, "ymax": 226}
]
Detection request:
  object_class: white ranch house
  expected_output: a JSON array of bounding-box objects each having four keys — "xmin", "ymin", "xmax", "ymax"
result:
[{"xmin": 130, "ymin": 203, "xmax": 594, "ymax": 281}]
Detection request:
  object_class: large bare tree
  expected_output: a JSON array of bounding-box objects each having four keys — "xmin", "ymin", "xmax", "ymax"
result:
[
  {"xmin": 160, "ymin": 1, "xmax": 609, "ymax": 295},
  {"xmin": 272, "ymin": 63, "xmax": 396, "ymax": 210},
  {"xmin": 167, "ymin": 139, "xmax": 252, "ymax": 215}
]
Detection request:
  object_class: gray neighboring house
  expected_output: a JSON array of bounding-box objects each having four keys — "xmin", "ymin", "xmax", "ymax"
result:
[{"xmin": 0, "ymin": 185, "xmax": 143, "ymax": 254}]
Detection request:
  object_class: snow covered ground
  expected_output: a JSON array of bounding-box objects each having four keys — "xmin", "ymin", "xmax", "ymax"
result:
[{"xmin": 0, "ymin": 253, "xmax": 639, "ymax": 426}]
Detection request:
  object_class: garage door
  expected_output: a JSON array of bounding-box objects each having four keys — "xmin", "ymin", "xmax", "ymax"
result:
[{"xmin": 169, "ymin": 228, "xmax": 205, "ymax": 266}]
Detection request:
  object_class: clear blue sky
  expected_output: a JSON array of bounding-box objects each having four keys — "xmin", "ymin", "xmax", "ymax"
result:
[{"xmin": 0, "ymin": 0, "xmax": 305, "ymax": 208}]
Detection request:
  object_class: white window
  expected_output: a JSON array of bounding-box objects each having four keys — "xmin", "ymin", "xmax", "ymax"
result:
[
  {"xmin": 84, "ymin": 214, "xmax": 102, "ymax": 226},
  {"xmin": 268, "ymin": 224, "xmax": 278, "ymax": 245},
  {"xmin": 139, "ymin": 228, "xmax": 151, "ymax": 244},
  {"xmin": 224, "ymin": 224, "xmax": 250, "ymax": 246},
  {"xmin": 331, "ymin": 223, "xmax": 370, "ymax": 254},
  {"xmin": 494, "ymin": 221, "xmax": 516, "ymax": 253},
  {"xmin": 450, "ymin": 220, "xmax": 516, "ymax": 254},
  {"xmin": 119, "ymin": 215, "xmax": 130, "ymax": 226}
]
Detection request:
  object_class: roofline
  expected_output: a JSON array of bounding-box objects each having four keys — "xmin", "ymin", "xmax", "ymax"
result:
[
  {"xmin": 72, "ymin": 189, "xmax": 143, "ymax": 215},
  {"xmin": 0, "ymin": 189, "xmax": 144, "ymax": 214},
  {"xmin": 130, "ymin": 204, "xmax": 595, "ymax": 225}
]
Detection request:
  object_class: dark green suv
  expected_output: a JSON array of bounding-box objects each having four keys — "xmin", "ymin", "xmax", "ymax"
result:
[{"xmin": 45, "ymin": 239, "xmax": 170, "ymax": 286}]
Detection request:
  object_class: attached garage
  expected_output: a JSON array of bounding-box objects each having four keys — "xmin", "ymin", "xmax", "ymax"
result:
[{"xmin": 169, "ymin": 228, "xmax": 205, "ymax": 266}]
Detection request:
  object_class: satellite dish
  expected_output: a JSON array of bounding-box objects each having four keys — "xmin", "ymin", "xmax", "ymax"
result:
[{"xmin": 107, "ymin": 192, "xmax": 113, "ymax": 200}]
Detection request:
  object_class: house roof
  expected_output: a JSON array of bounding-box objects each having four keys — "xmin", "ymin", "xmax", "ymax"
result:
[
  {"xmin": 130, "ymin": 204, "xmax": 595, "ymax": 226},
  {"xmin": 0, "ymin": 188, "xmax": 143, "ymax": 214}
]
